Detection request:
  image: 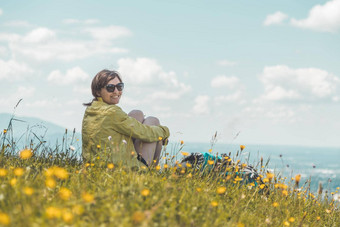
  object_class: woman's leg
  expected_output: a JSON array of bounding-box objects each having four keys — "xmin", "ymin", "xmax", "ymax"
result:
[{"xmin": 128, "ymin": 110, "xmax": 162, "ymax": 167}]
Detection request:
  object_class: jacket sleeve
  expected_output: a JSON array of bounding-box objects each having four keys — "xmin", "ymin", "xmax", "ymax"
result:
[{"xmin": 106, "ymin": 106, "xmax": 170, "ymax": 142}]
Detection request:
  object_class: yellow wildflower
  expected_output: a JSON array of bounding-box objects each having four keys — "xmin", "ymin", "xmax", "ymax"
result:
[
  {"xmin": 132, "ymin": 211, "xmax": 145, "ymax": 224},
  {"xmin": 96, "ymin": 144, "xmax": 101, "ymax": 149},
  {"xmin": 53, "ymin": 167, "xmax": 68, "ymax": 179},
  {"xmin": 283, "ymin": 221, "xmax": 290, "ymax": 226},
  {"xmin": 44, "ymin": 167, "xmax": 54, "ymax": 177},
  {"xmin": 186, "ymin": 163, "xmax": 192, "ymax": 168},
  {"xmin": 267, "ymin": 172, "xmax": 274, "ymax": 180},
  {"xmin": 295, "ymin": 174, "xmax": 301, "ymax": 184},
  {"xmin": 23, "ymin": 187, "xmax": 34, "ymax": 196},
  {"xmin": 207, "ymin": 160, "xmax": 214, "ymax": 165},
  {"xmin": 282, "ymin": 190, "xmax": 289, "ymax": 196},
  {"xmin": 237, "ymin": 223, "xmax": 245, "ymax": 227},
  {"xmin": 164, "ymin": 164, "xmax": 168, "ymax": 169},
  {"xmin": 263, "ymin": 178, "xmax": 269, "ymax": 183},
  {"xmin": 325, "ymin": 209, "xmax": 331, "ymax": 214},
  {"xmin": 211, "ymin": 201, "xmax": 218, "ymax": 207},
  {"xmin": 0, "ymin": 168, "xmax": 8, "ymax": 177},
  {"xmin": 208, "ymin": 149, "xmax": 212, "ymax": 153},
  {"xmin": 0, "ymin": 212, "xmax": 10, "ymax": 225},
  {"xmin": 196, "ymin": 188, "xmax": 202, "ymax": 192},
  {"xmin": 187, "ymin": 173, "xmax": 192, "ymax": 178},
  {"xmin": 316, "ymin": 216, "xmax": 321, "ymax": 221},
  {"xmin": 3, "ymin": 129, "xmax": 7, "ymax": 134},
  {"xmin": 82, "ymin": 192, "xmax": 94, "ymax": 203},
  {"xmin": 288, "ymin": 217, "xmax": 295, "ymax": 223},
  {"xmin": 234, "ymin": 176, "xmax": 243, "ymax": 182},
  {"xmin": 259, "ymin": 184, "xmax": 266, "ymax": 189},
  {"xmin": 72, "ymin": 205, "xmax": 84, "ymax": 215},
  {"xmin": 107, "ymin": 163, "xmax": 114, "ymax": 169},
  {"xmin": 216, "ymin": 186, "xmax": 227, "ymax": 194},
  {"xmin": 9, "ymin": 178, "xmax": 17, "ymax": 186},
  {"xmin": 19, "ymin": 149, "xmax": 33, "ymax": 159},
  {"xmin": 13, "ymin": 168, "xmax": 24, "ymax": 176},
  {"xmin": 62, "ymin": 211, "xmax": 73, "ymax": 224},
  {"xmin": 181, "ymin": 152, "xmax": 189, "ymax": 156},
  {"xmin": 180, "ymin": 140, "xmax": 184, "ymax": 145},
  {"xmin": 158, "ymin": 136, "xmax": 162, "ymax": 141},
  {"xmin": 141, "ymin": 189, "xmax": 150, "ymax": 197},
  {"xmin": 45, "ymin": 178, "xmax": 56, "ymax": 188},
  {"xmin": 45, "ymin": 207, "xmax": 61, "ymax": 219},
  {"xmin": 9, "ymin": 178, "xmax": 17, "ymax": 187},
  {"xmin": 240, "ymin": 145, "xmax": 245, "ymax": 151},
  {"xmin": 59, "ymin": 187, "xmax": 72, "ymax": 200},
  {"xmin": 226, "ymin": 175, "xmax": 232, "ymax": 181},
  {"xmin": 272, "ymin": 202, "xmax": 279, "ymax": 207},
  {"xmin": 155, "ymin": 165, "xmax": 161, "ymax": 171}
]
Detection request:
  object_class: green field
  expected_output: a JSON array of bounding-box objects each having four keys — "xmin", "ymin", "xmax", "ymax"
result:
[{"xmin": 0, "ymin": 126, "xmax": 339, "ymax": 226}]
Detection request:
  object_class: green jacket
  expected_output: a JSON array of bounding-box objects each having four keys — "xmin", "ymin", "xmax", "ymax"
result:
[{"xmin": 82, "ymin": 98, "xmax": 170, "ymax": 166}]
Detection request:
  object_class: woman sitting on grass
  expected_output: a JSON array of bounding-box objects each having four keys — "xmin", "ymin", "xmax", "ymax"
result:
[{"xmin": 82, "ymin": 69, "xmax": 170, "ymax": 167}]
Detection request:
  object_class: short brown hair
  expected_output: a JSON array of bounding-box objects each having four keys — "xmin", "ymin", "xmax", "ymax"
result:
[{"xmin": 83, "ymin": 69, "xmax": 123, "ymax": 106}]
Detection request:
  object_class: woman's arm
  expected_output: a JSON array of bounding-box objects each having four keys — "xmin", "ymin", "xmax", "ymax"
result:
[{"xmin": 106, "ymin": 106, "xmax": 170, "ymax": 142}]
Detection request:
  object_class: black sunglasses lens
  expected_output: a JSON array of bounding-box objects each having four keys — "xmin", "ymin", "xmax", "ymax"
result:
[
  {"xmin": 116, "ymin": 83, "xmax": 124, "ymax": 91},
  {"xmin": 106, "ymin": 85, "xmax": 115, "ymax": 92},
  {"xmin": 106, "ymin": 83, "xmax": 124, "ymax": 92}
]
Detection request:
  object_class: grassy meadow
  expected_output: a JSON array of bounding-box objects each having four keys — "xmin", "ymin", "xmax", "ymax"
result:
[{"xmin": 0, "ymin": 120, "xmax": 339, "ymax": 226}]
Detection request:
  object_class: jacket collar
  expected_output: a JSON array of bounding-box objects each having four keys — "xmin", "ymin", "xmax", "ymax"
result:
[{"xmin": 97, "ymin": 97, "xmax": 103, "ymax": 102}]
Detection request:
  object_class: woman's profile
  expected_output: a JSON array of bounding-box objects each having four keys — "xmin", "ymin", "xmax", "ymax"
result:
[{"xmin": 82, "ymin": 69, "xmax": 170, "ymax": 167}]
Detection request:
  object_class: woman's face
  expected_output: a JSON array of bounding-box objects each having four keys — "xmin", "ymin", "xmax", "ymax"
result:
[{"xmin": 98, "ymin": 77, "xmax": 122, "ymax": 105}]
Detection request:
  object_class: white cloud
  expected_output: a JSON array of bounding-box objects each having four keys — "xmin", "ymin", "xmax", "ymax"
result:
[
  {"xmin": 47, "ymin": 66, "xmax": 90, "ymax": 85},
  {"xmin": 73, "ymin": 85, "xmax": 90, "ymax": 94},
  {"xmin": 16, "ymin": 86, "xmax": 35, "ymax": 97},
  {"xmin": 84, "ymin": 25, "xmax": 132, "ymax": 41},
  {"xmin": 259, "ymin": 65, "xmax": 339, "ymax": 101},
  {"xmin": 23, "ymin": 27, "xmax": 56, "ymax": 43},
  {"xmin": 117, "ymin": 57, "xmax": 191, "ymax": 102},
  {"xmin": 117, "ymin": 58, "xmax": 162, "ymax": 84},
  {"xmin": 0, "ymin": 59, "xmax": 34, "ymax": 81},
  {"xmin": 263, "ymin": 11, "xmax": 288, "ymax": 26},
  {"xmin": 63, "ymin": 18, "xmax": 99, "ymax": 25},
  {"xmin": 211, "ymin": 75, "xmax": 240, "ymax": 89},
  {"xmin": 193, "ymin": 95, "xmax": 210, "ymax": 115},
  {"xmin": 0, "ymin": 46, "xmax": 7, "ymax": 56},
  {"xmin": 0, "ymin": 26, "xmax": 129, "ymax": 61},
  {"xmin": 217, "ymin": 59, "xmax": 237, "ymax": 66},
  {"xmin": 214, "ymin": 91, "xmax": 243, "ymax": 105},
  {"xmin": 244, "ymin": 105, "xmax": 296, "ymax": 122},
  {"xmin": 290, "ymin": 0, "xmax": 340, "ymax": 32}
]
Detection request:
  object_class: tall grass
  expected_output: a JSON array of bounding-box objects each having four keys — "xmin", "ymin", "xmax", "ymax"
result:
[{"xmin": 0, "ymin": 116, "xmax": 339, "ymax": 226}]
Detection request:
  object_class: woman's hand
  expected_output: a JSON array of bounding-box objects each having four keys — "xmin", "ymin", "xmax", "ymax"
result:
[{"xmin": 162, "ymin": 138, "xmax": 169, "ymax": 146}]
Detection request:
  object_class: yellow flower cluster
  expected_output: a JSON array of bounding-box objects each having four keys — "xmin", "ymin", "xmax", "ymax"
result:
[
  {"xmin": 45, "ymin": 166, "xmax": 69, "ymax": 179},
  {"xmin": 19, "ymin": 149, "xmax": 33, "ymax": 160}
]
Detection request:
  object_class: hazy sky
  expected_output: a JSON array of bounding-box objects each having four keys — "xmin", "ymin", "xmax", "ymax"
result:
[{"xmin": 1, "ymin": 0, "xmax": 340, "ymax": 147}]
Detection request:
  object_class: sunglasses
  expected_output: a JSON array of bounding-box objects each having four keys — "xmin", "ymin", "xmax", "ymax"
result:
[{"xmin": 105, "ymin": 83, "xmax": 124, "ymax": 92}]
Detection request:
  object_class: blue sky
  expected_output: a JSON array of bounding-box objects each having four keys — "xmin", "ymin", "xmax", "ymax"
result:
[{"xmin": 1, "ymin": 0, "xmax": 340, "ymax": 147}]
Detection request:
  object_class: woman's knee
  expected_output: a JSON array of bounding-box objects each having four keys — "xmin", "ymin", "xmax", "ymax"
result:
[
  {"xmin": 128, "ymin": 110, "xmax": 144, "ymax": 123},
  {"xmin": 143, "ymin": 116, "xmax": 160, "ymax": 126}
]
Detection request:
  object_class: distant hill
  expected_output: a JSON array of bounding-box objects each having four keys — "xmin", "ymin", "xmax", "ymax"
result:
[{"xmin": 0, "ymin": 113, "xmax": 81, "ymax": 148}]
